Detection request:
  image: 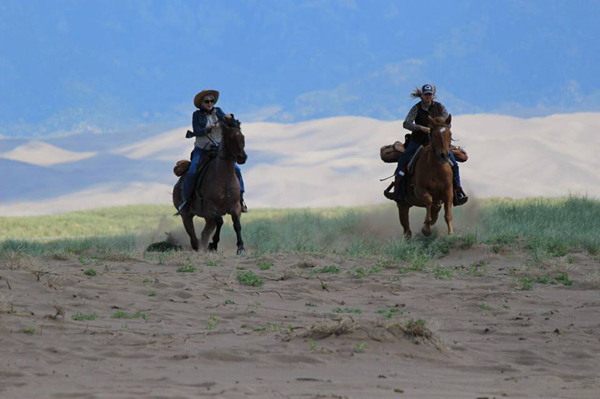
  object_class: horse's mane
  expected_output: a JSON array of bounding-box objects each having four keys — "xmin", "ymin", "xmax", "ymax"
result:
[
  {"xmin": 430, "ymin": 116, "xmax": 447, "ymax": 126},
  {"xmin": 222, "ymin": 117, "xmax": 241, "ymax": 129}
]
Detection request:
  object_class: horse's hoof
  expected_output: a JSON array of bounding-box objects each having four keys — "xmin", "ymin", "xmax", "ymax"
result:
[
  {"xmin": 208, "ymin": 244, "xmax": 218, "ymax": 252},
  {"xmin": 236, "ymin": 247, "xmax": 246, "ymax": 256},
  {"xmin": 421, "ymin": 226, "xmax": 432, "ymax": 237}
]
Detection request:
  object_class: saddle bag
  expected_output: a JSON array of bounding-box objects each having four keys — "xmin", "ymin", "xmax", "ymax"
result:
[
  {"xmin": 380, "ymin": 142, "xmax": 468, "ymax": 164},
  {"xmin": 450, "ymin": 145, "xmax": 468, "ymax": 163},
  {"xmin": 173, "ymin": 160, "xmax": 191, "ymax": 177},
  {"xmin": 380, "ymin": 141, "xmax": 405, "ymax": 163}
]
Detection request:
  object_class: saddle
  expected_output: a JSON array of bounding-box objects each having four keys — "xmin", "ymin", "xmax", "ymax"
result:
[{"xmin": 173, "ymin": 147, "xmax": 219, "ymax": 201}]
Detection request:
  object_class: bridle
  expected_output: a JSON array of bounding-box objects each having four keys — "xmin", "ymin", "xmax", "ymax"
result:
[
  {"xmin": 218, "ymin": 125, "xmax": 247, "ymax": 164},
  {"xmin": 431, "ymin": 125, "xmax": 451, "ymax": 165}
]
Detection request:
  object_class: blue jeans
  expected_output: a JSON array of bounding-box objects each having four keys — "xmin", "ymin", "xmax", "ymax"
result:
[
  {"xmin": 182, "ymin": 147, "xmax": 245, "ymax": 201},
  {"xmin": 395, "ymin": 141, "xmax": 462, "ymax": 188}
]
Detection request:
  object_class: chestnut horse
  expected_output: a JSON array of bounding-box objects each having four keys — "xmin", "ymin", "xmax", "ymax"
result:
[
  {"xmin": 173, "ymin": 121, "xmax": 247, "ymax": 254},
  {"xmin": 397, "ymin": 115, "xmax": 455, "ymax": 238}
]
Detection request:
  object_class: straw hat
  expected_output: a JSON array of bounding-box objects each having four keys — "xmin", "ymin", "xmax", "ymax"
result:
[{"xmin": 194, "ymin": 90, "xmax": 220, "ymax": 109}]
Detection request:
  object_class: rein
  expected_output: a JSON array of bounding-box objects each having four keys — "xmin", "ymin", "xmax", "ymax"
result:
[{"xmin": 218, "ymin": 128, "xmax": 242, "ymax": 161}]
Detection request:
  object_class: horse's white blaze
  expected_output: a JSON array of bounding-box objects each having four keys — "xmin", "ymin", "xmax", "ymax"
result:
[{"xmin": 440, "ymin": 127, "xmax": 447, "ymax": 133}]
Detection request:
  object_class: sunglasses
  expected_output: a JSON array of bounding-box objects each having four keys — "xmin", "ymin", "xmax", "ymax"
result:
[{"xmin": 203, "ymin": 99, "xmax": 215, "ymax": 104}]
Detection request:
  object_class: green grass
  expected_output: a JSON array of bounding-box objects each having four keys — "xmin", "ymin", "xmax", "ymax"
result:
[
  {"xmin": 468, "ymin": 259, "xmax": 487, "ymax": 277},
  {"xmin": 332, "ymin": 307, "xmax": 362, "ymax": 314},
  {"xmin": 21, "ymin": 328, "xmax": 36, "ymax": 334},
  {"xmin": 555, "ymin": 272, "xmax": 573, "ymax": 286},
  {"xmin": 517, "ymin": 277, "xmax": 535, "ymax": 291},
  {"xmin": 206, "ymin": 315, "xmax": 219, "ymax": 330},
  {"xmin": 111, "ymin": 310, "xmax": 147, "ymax": 320},
  {"xmin": 376, "ymin": 307, "xmax": 404, "ymax": 319},
  {"xmin": 83, "ymin": 268, "xmax": 97, "ymax": 277},
  {"xmin": 176, "ymin": 265, "xmax": 197, "ymax": 273},
  {"xmin": 236, "ymin": 271, "xmax": 264, "ymax": 287},
  {"xmin": 354, "ymin": 342, "xmax": 367, "ymax": 353},
  {"xmin": 433, "ymin": 266, "xmax": 452, "ymax": 280},
  {"xmin": 2, "ymin": 196, "xmax": 599, "ymax": 261},
  {"xmin": 257, "ymin": 259, "xmax": 274, "ymax": 270},
  {"xmin": 72, "ymin": 312, "xmax": 98, "ymax": 321},
  {"xmin": 312, "ymin": 265, "xmax": 340, "ymax": 274}
]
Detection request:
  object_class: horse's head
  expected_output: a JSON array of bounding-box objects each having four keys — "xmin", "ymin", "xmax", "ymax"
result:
[
  {"xmin": 428, "ymin": 114, "xmax": 452, "ymax": 164},
  {"xmin": 220, "ymin": 119, "xmax": 247, "ymax": 165}
]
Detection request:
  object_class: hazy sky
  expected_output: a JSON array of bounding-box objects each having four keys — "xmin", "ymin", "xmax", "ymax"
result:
[{"xmin": 1, "ymin": 0, "xmax": 599, "ymax": 137}]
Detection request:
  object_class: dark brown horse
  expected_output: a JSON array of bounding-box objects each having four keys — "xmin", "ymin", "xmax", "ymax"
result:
[
  {"xmin": 173, "ymin": 121, "xmax": 248, "ymax": 254},
  {"xmin": 397, "ymin": 115, "xmax": 455, "ymax": 237}
]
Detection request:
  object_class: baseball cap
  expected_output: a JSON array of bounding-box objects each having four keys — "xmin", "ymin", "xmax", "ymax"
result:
[{"xmin": 422, "ymin": 84, "xmax": 434, "ymax": 94}]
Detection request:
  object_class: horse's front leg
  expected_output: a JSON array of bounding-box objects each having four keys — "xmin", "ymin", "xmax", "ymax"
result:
[
  {"xmin": 199, "ymin": 218, "xmax": 216, "ymax": 251},
  {"xmin": 181, "ymin": 213, "xmax": 199, "ymax": 251},
  {"xmin": 208, "ymin": 216, "xmax": 224, "ymax": 252},
  {"xmin": 431, "ymin": 203, "xmax": 442, "ymax": 226},
  {"xmin": 397, "ymin": 202, "xmax": 412, "ymax": 239},
  {"xmin": 421, "ymin": 193, "xmax": 434, "ymax": 237},
  {"xmin": 444, "ymin": 192, "xmax": 454, "ymax": 235},
  {"xmin": 230, "ymin": 212, "xmax": 245, "ymax": 255}
]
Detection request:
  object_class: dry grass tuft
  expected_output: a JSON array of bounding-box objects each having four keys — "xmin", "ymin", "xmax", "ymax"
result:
[
  {"xmin": 29, "ymin": 263, "xmax": 51, "ymax": 281},
  {"xmin": 286, "ymin": 317, "xmax": 441, "ymax": 348},
  {"xmin": 0, "ymin": 292, "xmax": 14, "ymax": 314},
  {"xmin": 47, "ymin": 303, "xmax": 65, "ymax": 320},
  {"xmin": 582, "ymin": 271, "xmax": 600, "ymax": 289},
  {"xmin": 3, "ymin": 252, "xmax": 36, "ymax": 271},
  {"xmin": 44, "ymin": 274, "xmax": 66, "ymax": 290},
  {"xmin": 50, "ymin": 252, "xmax": 70, "ymax": 261}
]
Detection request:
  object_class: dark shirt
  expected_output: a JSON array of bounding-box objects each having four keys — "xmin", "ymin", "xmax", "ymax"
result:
[{"xmin": 403, "ymin": 101, "xmax": 448, "ymax": 145}]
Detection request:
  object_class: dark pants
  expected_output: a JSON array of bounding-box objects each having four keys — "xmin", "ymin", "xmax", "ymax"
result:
[
  {"xmin": 395, "ymin": 141, "xmax": 462, "ymax": 188},
  {"xmin": 182, "ymin": 147, "xmax": 245, "ymax": 201}
]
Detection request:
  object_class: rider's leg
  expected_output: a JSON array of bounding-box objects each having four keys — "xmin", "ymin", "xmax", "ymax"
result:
[
  {"xmin": 385, "ymin": 141, "xmax": 420, "ymax": 200},
  {"xmin": 234, "ymin": 163, "xmax": 248, "ymax": 213},
  {"xmin": 180, "ymin": 148, "xmax": 204, "ymax": 212},
  {"xmin": 448, "ymin": 150, "xmax": 468, "ymax": 205}
]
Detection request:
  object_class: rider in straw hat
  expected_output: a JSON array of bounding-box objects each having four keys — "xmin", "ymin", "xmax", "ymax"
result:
[
  {"xmin": 178, "ymin": 89, "xmax": 247, "ymax": 214},
  {"xmin": 385, "ymin": 84, "xmax": 468, "ymax": 205}
]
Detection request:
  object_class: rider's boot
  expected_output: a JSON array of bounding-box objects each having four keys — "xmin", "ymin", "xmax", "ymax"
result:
[
  {"xmin": 453, "ymin": 186, "xmax": 469, "ymax": 206},
  {"xmin": 174, "ymin": 174, "xmax": 194, "ymax": 216},
  {"xmin": 384, "ymin": 174, "xmax": 404, "ymax": 201},
  {"xmin": 240, "ymin": 193, "xmax": 248, "ymax": 213}
]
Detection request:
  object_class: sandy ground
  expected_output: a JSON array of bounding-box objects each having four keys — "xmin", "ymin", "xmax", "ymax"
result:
[{"xmin": 1, "ymin": 245, "xmax": 599, "ymax": 399}]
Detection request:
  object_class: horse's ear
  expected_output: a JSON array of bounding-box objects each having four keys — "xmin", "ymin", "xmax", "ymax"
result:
[
  {"xmin": 428, "ymin": 115, "xmax": 435, "ymax": 125},
  {"xmin": 445, "ymin": 114, "xmax": 452, "ymax": 127}
]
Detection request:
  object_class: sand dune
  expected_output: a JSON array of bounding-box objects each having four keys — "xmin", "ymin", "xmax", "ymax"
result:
[
  {"xmin": 0, "ymin": 141, "xmax": 97, "ymax": 166},
  {"xmin": 1, "ymin": 113, "xmax": 599, "ymax": 215},
  {"xmin": 112, "ymin": 112, "xmax": 600, "ymax": 203}
]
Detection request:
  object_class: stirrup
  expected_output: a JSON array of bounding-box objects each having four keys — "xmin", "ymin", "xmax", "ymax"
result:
[
  {"xmin": 383, "ymin": 182, "xmax": 395, "ymax": 200},
  {"xmin": 173, "ymin": 200, "xmax": 189, "ymax": 216},
  {"xmin": 453, "ymin": 189, "xmax": 469, "ymax": 206},
  {"xmin": 241, "ymin": 199, "xmax": 248, "ymax": 213}
]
